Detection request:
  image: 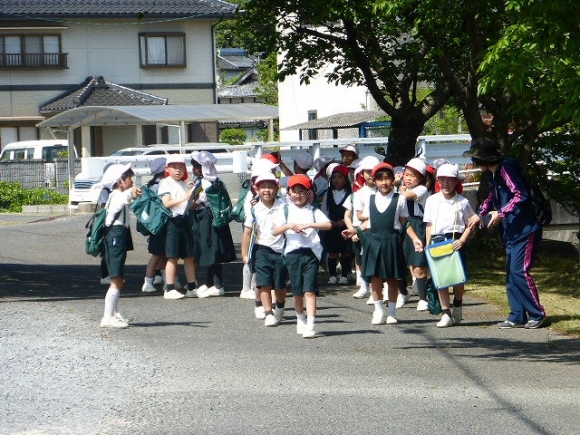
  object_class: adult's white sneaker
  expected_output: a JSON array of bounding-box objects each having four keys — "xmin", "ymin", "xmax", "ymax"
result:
[{"xmin": 164, "ymin": 289, "xmax": 185, "ymax": 300}]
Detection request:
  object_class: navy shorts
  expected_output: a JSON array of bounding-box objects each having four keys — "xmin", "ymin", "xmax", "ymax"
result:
[
  {"xmin": 165, "ymin": 217, "xmax": 194, "ymax": 259},
  {"xmin": 285, "ymin": 248, "xmax": 320, "ymax": 296},
  {"xmin": 253, "ymin": 244, "xmax": 287, "ymax": 290},
  {"xmin": 147, "ymin": 228, "xmax": 166, "ymax": 255},
  {"xmin": 104, "ymin": 226, "xmax": 131, "ymax": 279}
]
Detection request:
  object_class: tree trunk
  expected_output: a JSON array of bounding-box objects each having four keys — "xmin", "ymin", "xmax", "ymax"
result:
[{"xmin": 386, "ymin": 113, "xmax": 425, "ymax": 166}]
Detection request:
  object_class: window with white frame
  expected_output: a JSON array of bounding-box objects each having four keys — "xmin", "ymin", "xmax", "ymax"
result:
[{"xmin": 139, "ymin": 33, "xmax": 186, "ymax": 67}]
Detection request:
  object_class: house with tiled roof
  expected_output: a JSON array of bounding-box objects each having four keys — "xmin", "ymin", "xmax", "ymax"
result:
[{"xmin": 0, "ymin": 0, "xmax": 236, "ymax": 154}]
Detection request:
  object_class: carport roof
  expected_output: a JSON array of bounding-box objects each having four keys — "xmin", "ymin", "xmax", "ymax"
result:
[{"xmin": 37, "ymin": 103, "xmax": 278, "ymax": 129}]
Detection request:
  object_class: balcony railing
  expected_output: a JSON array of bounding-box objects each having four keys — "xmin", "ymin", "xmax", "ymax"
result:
[{"xmin": 0, "ymin": 53, "xmax": 68, "ymax": 69}]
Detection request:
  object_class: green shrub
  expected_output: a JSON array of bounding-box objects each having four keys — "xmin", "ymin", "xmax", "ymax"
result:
[
  {"xmin": 0, "ymin": 181, "xmax": 68, "ymax": 212},
  {"xmin": 220, "ymin": 128, "xmax": 247, "ymax": 145}
]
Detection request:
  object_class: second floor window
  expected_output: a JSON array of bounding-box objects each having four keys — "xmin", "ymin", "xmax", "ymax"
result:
[
  {"xmin": 139, "ymin": 33, "xmax": 186, "ymax": 67},
  {"xmin": 0, "ymin": 34, "xmax": 65, "ymax": 68}
]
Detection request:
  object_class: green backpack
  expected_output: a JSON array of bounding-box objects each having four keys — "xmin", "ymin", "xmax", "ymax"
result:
[
  {"xmin": 230, "ymin": 179, "xmax": 252, "ymax": 223},
  {"xmin": 205, "ymin": 179, "xmax": 233, "ymax": 228},
  {"xmin": 85, "ymin": 205, "xmax": 122, "ymax": 257},
  {"xmin": 130, "ymin": 185, "xmax": 172, "ymax": 236}
]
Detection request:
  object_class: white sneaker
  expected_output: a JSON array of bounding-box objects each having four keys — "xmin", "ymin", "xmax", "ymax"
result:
[
  {"xmin": 239, "ymin": 289, "xmax": 255, "ymax": 299},
  {"xmin": 254, "ymin": 306, "xmax": 266, "ymax": 320},
  {"xmin": 302, "ymin": 328, "xmax": 316, "ymax": 339},
  {"xmin": 100, "ymin": 316, "xmax": 128, "ymax": 328},
  {"xmin": 264, "ymin": 314, "xmax": 279, "ymax": 327},
  {"xmin": 153, "ymin": 275, "xmax": 164, "ymax": 286},
  {"xmin": 100, "ymin": 277, "xmax": 111, "ymax": 285},
  {"xmin": 366, "ymin": 295, "xmax": 375, "ymax": 305},
  {"xmin": 141, "ymin": 282, "xmax": 156, "ymax": 293},
  {"xmin": 274, "ymin": 307, "xmax": 285, "ymax": 323},
  {"xmin": 198, "ymin": 286, "xmax": 225, "ymax": 298},
  {"xmin": 452, "ymin": 306, "xmax": 463, "ymax": 325},
  {"xmin": 395, "ymin": 293, "xmax": 408, "ymax": 308},
  {"xmin": 416, "ymin": 299, "xmax": 429, "ymax": 311},
  {"xmin": 296, "ymin": 316, "xmax": 307, "ymax": 334},
  {"xmin": 386, "ymin": 316, "xmax": 398, "ymax": 324},
  {"xmin": 353, "ymin": 286, "xmax": 370, "ymax": 299},
  {"xmin": 328, "ymin": 276, "xmax": 338, "ymax": 285},
  {"xmin": 371, "ymin": 311, "xmax": 386, "ymax": 325},
  {"xmin": 338, "ymin": 276, "xmax": 349, "ymax": 285},
  {"xmin": 164, "ymin": 289, "xmax": 185, "ymax": 300},
  {"xmin": 437, "ymin": 313, "xmax": 454, "ymax": 328},
  {"xmin": 114, "ymin": 312, "xmax": 133, "ymax": 324},
  {"xmin": 185, "ymin": 287, "xmax": 199, "ymax": 298}
]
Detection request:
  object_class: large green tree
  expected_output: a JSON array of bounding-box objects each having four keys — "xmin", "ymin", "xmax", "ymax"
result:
[{"xmin": 238, "ymin": 0, "xmax": 452, "ymax": 165}]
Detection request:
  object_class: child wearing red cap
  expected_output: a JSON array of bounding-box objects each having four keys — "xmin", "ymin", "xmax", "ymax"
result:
[
  {"xmin": 320, "ymin": 165, "xmax": 352, "ymax": 285},
  {"xmin": 273, "ymin": 175, "xmax": 331, "ymax": 338}
]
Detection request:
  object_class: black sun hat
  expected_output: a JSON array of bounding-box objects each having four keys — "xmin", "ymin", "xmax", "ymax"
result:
[{"xmin": 462, "ymin": 138, "xmax": 504, "ymax": 162}]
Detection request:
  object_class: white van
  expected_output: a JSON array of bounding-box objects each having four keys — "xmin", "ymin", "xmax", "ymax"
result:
[{"xmin": 0, "ymin": 139, "xmax": 76, "ymax": 162}]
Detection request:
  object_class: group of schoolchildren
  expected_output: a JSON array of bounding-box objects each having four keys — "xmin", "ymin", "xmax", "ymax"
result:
[{"xmin": 98, "ymin": 138, "xmax": 547, "ymax": 335}]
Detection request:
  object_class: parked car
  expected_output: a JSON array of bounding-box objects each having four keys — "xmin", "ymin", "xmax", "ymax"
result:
[{"xmin": 0, "ymin": 139, "xmax": 77, "ymax": 162}]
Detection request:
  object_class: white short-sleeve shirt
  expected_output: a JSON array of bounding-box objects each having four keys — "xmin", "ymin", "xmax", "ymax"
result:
[
  {"xmin": 423, "ymin": 192, "xmax": 475, "ymax": 235},
  {"xmin": 158, "ymin": 177, "xmax": 189, "ymax": 217},
  {"xmin": 244, "ymin": 198, "xmax": 287, "ymax": 253},
  {"xmin": 363, "ymin": 191, "xmax": 408, "ymax": 231},
  {"xmin": 284, "ymin": 203, "xmax": 330, "ymax": 260},
  {"xmin": 350, "ymin": 184, "xmax": 376, "ymax": 226}
]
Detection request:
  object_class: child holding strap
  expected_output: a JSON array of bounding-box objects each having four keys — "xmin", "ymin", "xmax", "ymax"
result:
[
  {"xmin": 157, "ymin": 154, "xmax": 198, "ymax": 300},
  {"xmin": 241, "ymin": 172, "xmax": 288, "ymax": 327},
  {"xmin": 397, "ymin": 158, "xmax": 430, "ymax": 311},
  {"xmin": 344, "ymin": 163, "xmax": 423, "ymax": 325},
  {"xmin": 273, "ymin": 175, "xmax": 331, "ymax": 338},
  {"xmin": 423, "ymin": 163, "xmax": 475, "ymax": 327}
]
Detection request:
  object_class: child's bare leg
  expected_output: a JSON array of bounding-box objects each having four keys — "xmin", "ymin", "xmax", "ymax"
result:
[
  {"xmin": 183, "ymin": 257, "xmax": 197, "ymax": 285},
  {"xmin": 165, "ymin": 258, "xmax": 178, "ymax": 285},
  {"xmin": 260, "ymin": 286, "xmax": 274, "ymax": 313},
  {"xmin": 294, "ymin": 295, "xmax": 304, "ymax": 316}
]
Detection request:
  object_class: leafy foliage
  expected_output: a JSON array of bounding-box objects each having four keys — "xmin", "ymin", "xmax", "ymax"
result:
[
  {"xmin": 0, "ymin": 182, "xmax": 68, "ymax": 212},
  {"xmin": 220, "ymin": 128, "xmax": 248, "ymax": 145}
]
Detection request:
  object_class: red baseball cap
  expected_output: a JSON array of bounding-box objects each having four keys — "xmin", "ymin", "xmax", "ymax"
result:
[
  {"xmin": 371, "ymin": 162, "xmax": 394, "ymax": 178},
  {"xmin": 287, "ymin": 174, "xmax": 312, "ymax": 190},
  {"xmin": 332, "ymin": 165, "xmax": 350, "ymax": 178}
]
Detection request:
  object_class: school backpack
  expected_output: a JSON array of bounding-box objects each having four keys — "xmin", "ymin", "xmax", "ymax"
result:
[
  {"xmin": 230, "ymin": 179, "xmax": 252, "ymax": 223},
  {"xmin": 85, "ymin": 204, "xmax": 121, "ymax": 257},
  {"xmin": 525, "ymin": 175, "xmax": 552, "ymax": 226},
  {"xmin": 205, "ymin": 178, "xmax": 233, "ymax": 228},
  {"xmin": 130, "ymin": 185, "xmax": 172, "ymax": 235}
]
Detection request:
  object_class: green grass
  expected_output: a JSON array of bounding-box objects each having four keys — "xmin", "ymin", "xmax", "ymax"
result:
[{"xmin": 466, "ymin": 233, "xmax": 580, "ymax": 336}]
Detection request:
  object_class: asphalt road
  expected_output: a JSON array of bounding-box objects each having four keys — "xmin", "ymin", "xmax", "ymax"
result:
[{"xmin": 1, "ymin": 212, "xmax": 579, "ymax": 435}]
